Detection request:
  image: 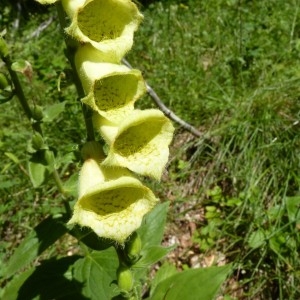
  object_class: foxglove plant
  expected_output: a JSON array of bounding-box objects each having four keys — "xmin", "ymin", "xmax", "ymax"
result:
[
  {"xmin": 1, "ymin": 1, "xmax": 231, "ymax": 298},
  {"xmin": 37, "ymin": 0, "xmax": 174, "ymax": 243}
]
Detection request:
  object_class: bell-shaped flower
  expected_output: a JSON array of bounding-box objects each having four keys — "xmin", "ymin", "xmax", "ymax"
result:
[
  {"xmin": 75, "ymin": 45, "xmax": 146, "ymax": 124},
  {"xmin": 78, "ymin": 141, "xmax": 130, "ymax": 197},
  {"xmin": 95, "ymin": 109, "xmax": 175, "ymax": 180},
  {"xmin": 62, "ymin": 0, "xmax": 143, "ymax": 61},
  {"xmin": 35, "ymin": 0, "xmax": 58, "ymax": 4},
  {"xmin": 70, "ymin": 174, "xmax": 158, "ymax": 244},
  {"xmin": 69, "ymin": 141, "xmax": 158, "ymax": 243}
]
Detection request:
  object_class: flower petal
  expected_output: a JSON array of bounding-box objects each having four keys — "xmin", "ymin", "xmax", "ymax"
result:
[
  {"xmin": 100, "ymin": 109, "xmax": 174, "ymax": 180},
  {"xmin": 76, "ymin": 45, "xmax": 146, "ymax": 123},
  {"xmin": 62, "ymin": 0, "xmax": 143, "ymax": 61},
  {"xmin": 69, "ymin": 176, "xmax": 158, "ymax": 243}
]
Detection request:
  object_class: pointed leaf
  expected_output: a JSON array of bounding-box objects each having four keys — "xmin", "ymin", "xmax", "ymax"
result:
[
  {"xmin": 134, "ymin": 245, "xmax": 175, "ymax": 268},
  {"xmin": 72, "ymin": 248, "xmax": 119, "ymax": 300},
  {"xmin": 150, "ymin": 265, "xmax": 232, "ymax": 300},
  {"xmin": 285, "ymin": 196, "xmax": 300, "ymax": 223},
  {"xmin": 247, "ymin": 229, "xmax": 266, "ymax": 249},
  {"xmin": 43, "ymin": 101, "xmax": 66, "ymax": 122},
  {"xmin": 150, "ymin": 263, "xmax": 177, "ymax": 297},
  {"xmin": 137, "ymin": 202, "xmax": 169, "ymax": 249},
  {"xmin": 3, "ymin": 216, "xmax": 68, "ymax": 279}
]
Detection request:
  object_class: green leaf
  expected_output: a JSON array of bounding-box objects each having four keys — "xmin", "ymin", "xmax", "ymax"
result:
[
  {"xmin": 27, "ymin": 159, "xmax": 47, "ymax": 188},
  {"xmin": 285, "ymin": 196, "xmax": 300, "ymax": 223},
  {"xmin": 137, "ymin": 202, "xmax": 169, "ymax": 249},
  {"xmin": 134, "ymin": 245, "xmax": 175, "ymax": 268},
  {"xmin": 247, "ymin": 229, "xmax": 266, "ymax": 249},
  {"xmin": 3, "ymin": 216, "xmax": 68, "ymax": 279},
  {"xmin": 1, "ymin": 268, "xmax": 35, "ymax": 300},
  {"xmin": 150, "ymin": 262, "xmax": 177, "ymax": 296},
  {"xmin": 27, "ymin": 151, "xmax": 49, "ymax": 188},
  {"xmin": 5, "ymin": 152, "xmax": 20, "ymax": 164},
  {"xmin": 150, "ymin": 264, "xmax": 232, "ymax": 300},
  {"xmin": 63, "ymin": 172, "xmax": 79, "ymax": 198},
  {"xmin": 2, "ymin": 256, "xmax": 83, "ymax": 300},
  {"xmin": 72, "ymin": 248, "xmax": 119, "ymax": 300},
  {"xmin": 43, "ymin": 101, "xmax": 66, "ymax": 122}
]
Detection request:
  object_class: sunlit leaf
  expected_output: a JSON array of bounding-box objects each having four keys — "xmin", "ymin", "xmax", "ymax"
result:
[
  {"xmin": 137, "ymin": 202, "xmax": 169, "ymax": 249},
  {"xmin": 134, "ymin": 245, "xmax": 175, "ymax": 268},
  {"xmin": 43, "ymin": 101, "xmax": 66, "ymax": 122},
  {"xmin": 150, "ymin": 264, "xmax": 232, "ymax": 300},
  {"xmin": 72, "ymin": 248, "xmax": 119, "ymax": 300}
]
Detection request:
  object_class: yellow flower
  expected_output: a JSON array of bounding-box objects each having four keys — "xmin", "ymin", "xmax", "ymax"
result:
[
  {"xmin": 69, "ymin": 177, "xmax": 158, "ymax": 244},
  {"xmin": 62, "ymin": 0, "xmax": 143, "ymax": 61},
  {"xmin": 69, "ymin": 141, "xmax": 158, "ymax": 243},
  {"xmin": 94, "ymin": 109, "xmax": 175, "ymax": 180},
  {"xmin": 35, "ymin": 0, "xmax": 58, "ymax": 4},
  {"xmin": 76, "ymin": 45, "xmax": 146, "ymax": 123}
]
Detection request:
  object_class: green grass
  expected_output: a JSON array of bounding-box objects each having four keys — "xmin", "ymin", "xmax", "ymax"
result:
[{"xmin": 1, "ymin": 0, "xmax": 300, "ymax": 299}]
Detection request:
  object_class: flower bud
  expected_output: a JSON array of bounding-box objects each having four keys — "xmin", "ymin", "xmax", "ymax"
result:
[
  {"xmin": 0, "ymin": 73, "xmax": 10, "ymax": 89},
  {"xmin": 31, "ymin": 132, "xmax": 45, "ymax": 151},
  {"xmin": 44, "ymin": 149, "xmax": 55, "ymax": 168},
  {"xmin": 125, "ymin": 232, "xmax": 142, "ymax": 263},
  {"xmin": 32, "ymin": 105, "xmax": 44, "ymax": 121},
  {"xmin": 117, "ymin": 266, "xmax": 134, "ymax": 293}
]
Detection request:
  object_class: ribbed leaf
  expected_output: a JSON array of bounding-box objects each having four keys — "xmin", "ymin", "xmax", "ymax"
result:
[
  {"xmin": 137, "ymin": 202, "xmax": 169, "ymax": 249},
  {"xmin": 150, "ymin": 264, "xmax": 231, "ymax": 300},
  {"xmin": 72, "ymin": 247, "xmax": 119, "ymax": 300},
  {"xmin": 3, "ymin": 216, "xmax": 68, "ymax": 279},
  {"xmin": 134, "ymin": 245, "xmax": 175, "ymax": 268},
  {"xmin": 43, "ymin": 101, "xmax": 66, "ymax": 122}
]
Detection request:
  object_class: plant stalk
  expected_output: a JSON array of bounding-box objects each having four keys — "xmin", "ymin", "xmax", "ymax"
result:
[{"xmin": 56, "ymin": 2, "xmax": 95, "ymax": 142}]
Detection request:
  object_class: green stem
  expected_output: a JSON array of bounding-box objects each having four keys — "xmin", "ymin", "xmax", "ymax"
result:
[
  {"xmin": 2, "ymin": 54, "xmax": 43, "ymax": 135},
  {"xmin": 1, "ymin": 46, "xmax": 70, "ymax": 215},
  {"xmin": 56, "ymin": 2, "xmax": 95, "ymax": 142}
]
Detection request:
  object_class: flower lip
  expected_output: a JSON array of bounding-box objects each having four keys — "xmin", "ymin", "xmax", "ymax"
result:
[
  {"xmin": 64, "ymin": 0, "xmax": 143, "ymax": 61},
  {"xmin": 69, "ymin": 176, "xmax": 158, "ymax": 243},
  {"xmin": 102, "ymin": 109, "xmax": 175, "ymax": 180}
]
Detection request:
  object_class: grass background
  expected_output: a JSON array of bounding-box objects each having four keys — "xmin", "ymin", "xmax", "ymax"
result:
[{"xmin": 1, "ymin": 0, "xmax": 300, "ymax": 299}]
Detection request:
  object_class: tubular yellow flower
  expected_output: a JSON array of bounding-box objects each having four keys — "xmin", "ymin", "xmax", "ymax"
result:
[
  {"xmin": 69, "ymin": 176, "xmax": 158, "ymax": 243},
  {"xmin": 62, "ymin": 0, "xmax": 143, "ymax": 61},
  {"xmin": 79, "ymin": 141, "xmax": 131, "ymax": 198},
  {"xmin": 97, "ymin": 109, "xmax": 175, "ymax": 180},
  {"xmin": 76, "ymin": 45, "xmax": 146, "ymax": 124},
  {"xmin": 35, "ymin": 0, "xmax": 58, "ymax": 4}
]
